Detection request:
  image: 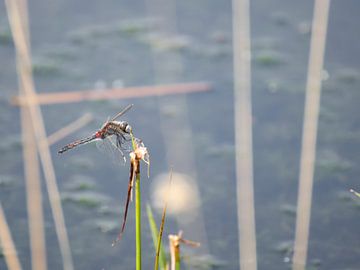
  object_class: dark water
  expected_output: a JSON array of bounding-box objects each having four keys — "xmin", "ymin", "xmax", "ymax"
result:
[{"xmin": 0, "ymin": 0, "xmax": 359, "ymax": 269}]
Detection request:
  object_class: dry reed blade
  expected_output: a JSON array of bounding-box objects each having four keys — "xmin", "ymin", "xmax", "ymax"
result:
[
  {"xmin": 47, "ymin": 113, "xmax": 93, "ymax": 145},
  {"xmin": 16, "ymin": 0, "xmax": 47, "ymax": 269},
  {"xmin": 4, "ymin": 1, "xmax": 74, "ymax": 269},
  {"xmin": 232, "ymin": 0, "xmax": 258, "ymax": 269},
  {"xmin": 0, "ymin": 203, "xmax": 23, "ymax": 270},
  {"xmin": 292, "ymin": 1, "xmax": 331, "ymax": 269},
  {"xmin": 12, "ymin": 82, "xmax": 211, "ymax": 106},
  {"xmin": 112, "ymin": 160, "xmax": 136, "ymax": 246},
  {"xmin": 154, "ymin": 169, "xmax": 172, "ymax": 270},
  {"xmin": 22, "ymin": 90, "xmax": 47, "ymax": 270}
]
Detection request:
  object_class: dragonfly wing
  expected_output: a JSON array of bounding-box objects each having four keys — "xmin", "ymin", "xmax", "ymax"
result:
[
  {"xmin": 96, "ymin": 136, "xmax": 127, "ymax": 165},
  {"xmin": 111, "ymin": 104, "xmax": 133, "ymax": 121}
]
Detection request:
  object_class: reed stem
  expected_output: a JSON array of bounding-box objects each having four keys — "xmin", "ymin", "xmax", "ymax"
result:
[{"xmin": 135, "ymin": 161, "xmax": 141, "ymax": 270}]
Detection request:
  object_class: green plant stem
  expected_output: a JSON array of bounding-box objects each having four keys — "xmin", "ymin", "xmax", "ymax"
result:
[
  {"xmin": 175, "ymin": 251, "xmax": 180, "ymax": 270},
  {"xmin": 147, "ymin": 205, "xmax": 167, "ymax": 270},
  {"xmin": 135, "ymin": 166, "xmax": 141, "ymax": 270}
]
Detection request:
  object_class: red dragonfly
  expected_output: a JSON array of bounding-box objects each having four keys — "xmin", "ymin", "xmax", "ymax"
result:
[{"xmin": 58, "ymin": 104, "xmax": 133, "ymax": 158}]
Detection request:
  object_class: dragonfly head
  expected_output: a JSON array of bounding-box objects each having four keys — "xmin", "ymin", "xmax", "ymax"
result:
[{"xmin": 125, "ymin": 124, "xmax": 132, "ymax": 134}]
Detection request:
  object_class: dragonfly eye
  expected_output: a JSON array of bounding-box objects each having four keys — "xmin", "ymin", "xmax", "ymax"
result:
[{"xmin": 125, "ymin": 124, "xmax": 132, "ymax": 133}]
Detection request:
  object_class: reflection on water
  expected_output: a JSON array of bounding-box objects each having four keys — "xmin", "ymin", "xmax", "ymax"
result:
[{"xmin": 151, "ymin": 172, "xmax": 200, "ymax": 219}]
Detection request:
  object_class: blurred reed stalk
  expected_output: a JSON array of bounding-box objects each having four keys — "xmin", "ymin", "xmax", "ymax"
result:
[
  {"xmin": 232, "ymin": 0, "xmax": 258, "ymax": 269},
  {"xmin": 5, "ymin": 0, "xmax": 74, "ymax": 269},
  {"xmin": 168, "ymin": 231, "xmax": 200, "ymax": 270},
  {"xmin": 169, "ymin": 234, "xmax": 181, "ymax": 270},
  {"xmin": 144, "ymin": 0, "xmax": 209, "ymax": 257},
  {"xmin": 292, "ymin": 0, "xmax": 331, "ymax": 269},
  {"xmin": 0, "ymin": 203, "xmax": 23, "ymax": 270},
  {"xmin": 16, "ymin": 0, "xmax": 47, "ymax": 269},
  {"xmin": 12, "ymin": 82, "xmax": 211, "ymax": 106},
  {"xmin": 47, "ymin": 113, "xmax": 93, "ymax": 145}
]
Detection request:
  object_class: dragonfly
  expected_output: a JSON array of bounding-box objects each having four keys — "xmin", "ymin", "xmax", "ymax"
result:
[{"xmin": 58, "ymin": 104, "xmax": 134, "ymax": 159}]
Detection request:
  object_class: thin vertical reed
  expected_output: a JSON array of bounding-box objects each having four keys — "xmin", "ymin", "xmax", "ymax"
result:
[
  {"xmin": 22, "ymin": 108, "xmax": 47, "ymax": 270},
  {"xmin": 292, "ymin": 1, "xmax": 331, "ymax": 269},
  {"xmin": 16, "ymin": 0, "xmax": 47, "ymax": 269},
  {"xmin": 135, "ymin": 169, "xmax": 142, "ymax": 270},
  {"xmin": 232, "ymin": 0, "xmax": 258, "ymax": 269},
  {"xmin": 0, "ymin": 203, "xmax": 23, "ymax": 270},
  {"xmin": 4, "ymin": 1, "xmax": 74, "ymax": 269}
]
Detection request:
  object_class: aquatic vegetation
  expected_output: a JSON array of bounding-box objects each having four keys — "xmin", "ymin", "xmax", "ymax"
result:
[
  {"xmin": 0, "ymin": 27, "xmax": 12, "ymax": 45},
  {"xmin": 0, "ymin": 174, "xmax": 17, "ymax": 187},
  {"xmin": 254, "ymin": 51, "xmax": 284, "ymax": 66},
  {"xmin": 204, "ymin": 143, "xmax": 234, "ymax": 159},
  {"xmin": 43, "ymin": 45, "xmax": 79, "ymax": 62},
  {"xmin": 0, "ymin": 135, "xmax": 22, "ymax": 152},
  {"xmin": 61, "ymin": 191, "xmax": 110, "ymax": 209},
  {"xmin": 183, "ymin": 254, "xmax": 226, "ymax": 270},
  {"xmin": 336, "ymin": 68, "xmax": 360, "ymax": 84},
  {"xmin": 68, "ymin": 156, "xmax": 95, "ymax": 170},
  {"xmin": 64, "ymin": 175, "xmax": 96, "ymax": 191},
  {"xmin": 66, "ymin": 18, "xmax": 157, "ymax": 45},
  {"xmin": 94, "ymin": 219, "xmax": 119, "ymax": 233},
  {"xmin": 32, "ymin": 58, "xmax": 62, "ymax": 76},
  {"xmin": 316, "ymin": 150, "xmax": 352, "ymax": 179},
  {"xmin": 297, "ymin": 21, "xmax": 311, "ymax": 35},
  {"xmin": 140, "ymin": 33, "xmax": 191, "ymax": 52},
  {"xmin": 271, "ymin": 12, "xmax": 290, "ymax": 26},
  {"xmin": 279, "ymin": 204, "xmax": 297, "ymax": 217}
]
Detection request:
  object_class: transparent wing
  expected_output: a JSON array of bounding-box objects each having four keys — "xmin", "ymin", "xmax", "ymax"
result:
[{"xmin": 96, "ymin": 136, "xmax": 129, "ymax": 165}]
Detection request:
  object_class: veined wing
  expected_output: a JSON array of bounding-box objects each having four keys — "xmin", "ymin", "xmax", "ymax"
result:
[
  {"xmin": 96, "ymin": 135, "xmax": 129, "ymax": 165},
  {"xmin": 110, "ymin": 104, "xmax": 133, "ymax": 121}
]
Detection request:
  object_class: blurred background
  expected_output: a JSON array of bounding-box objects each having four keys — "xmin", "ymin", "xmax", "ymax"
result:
[{"xmin": 0, "ymin": 0, "xmax": 359, "ymax": 269}]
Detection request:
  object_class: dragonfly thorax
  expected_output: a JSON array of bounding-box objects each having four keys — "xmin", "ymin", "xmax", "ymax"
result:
[{"xmin": 104, "ymin": 121, "xmax": 132, "ymax": 136}]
